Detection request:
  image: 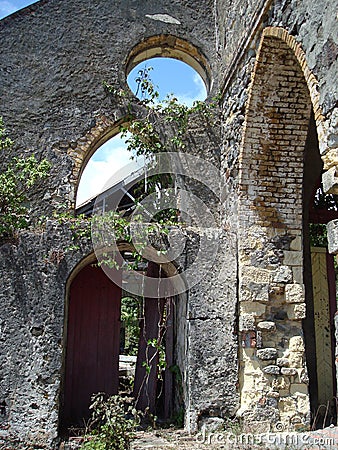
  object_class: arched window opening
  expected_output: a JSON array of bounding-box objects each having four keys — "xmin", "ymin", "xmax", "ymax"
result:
[
  {"xmin": 76, "ymin": 56, "xmax": 207, "ymax": 212},
  {"xmin": 75, "ymin": 132, "xmax": 144, "ymax": 211},
  {"xmin": 127, "ymin": 57, "xmax": 207, "ymax": 105}
]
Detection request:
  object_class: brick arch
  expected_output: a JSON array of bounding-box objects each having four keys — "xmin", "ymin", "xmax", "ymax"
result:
[
  {"xmin": 239, "ymin": 29, "xmax": 313, "ymax": 229},
  {"xmin": 125, "ymin": 34, "xmax": 212, "ymax": 94},
  {"xmin": 237, "ymin": 28, "xmax": 317, "ymax": 431},
  {"xmin": 262, "ymin": 27, "xmax": 324, "ymax": 125},
  {"xmin": 262, "ymin": 28, "xmax": 336, "ymax": 196}
]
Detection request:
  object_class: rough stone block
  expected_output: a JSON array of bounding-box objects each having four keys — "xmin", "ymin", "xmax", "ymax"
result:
[
  {"xmin": 241, "ymin": 267, "xmax": 270, "ymax": 283},
  {"xmin": 240, "ymin": 281, "xmax": 270, "ymax": 303},
  {"xmin": 199, "ymin": 417, "xmax": 225, "ymax": 432},
  {"xmin": 273, "ymin": 266, "xmax": 293, "ymax": 283},
  {"xmin": 290, "ymin": 236, "xmax": 302, "ymax": 251},
  {"xmin": 267, "ymin": 390, "xmax": 280, "ymax": 398},
  {"xmin": 300, "ymin": 370, "xmax": 309, "ymax": 384},
  {"xmin": 283, "ymin": 251, "xmax": 302, "ymax": 266},
  {"xmin": 322, "ymin": 166, "xmax": 338, "ymax": 194},
  {"xmin": 257, "ymin": 348, "xmax": 278, "ymax": 360},
  {"xmin": 257, "ymin": 321, "xmax": 276, "ymax": 332},
  {"xmin": 292, "ymin": 267, "xmax": 303, "ymax": 284},
  {"xmin": 241, "ymin": 301, "xmax": 267, "ymax": 317},
  {"xmin": 277, "ymin": 358, "xmax": 289, "ymax": 367},
  {"xmin": 290, "ymin": 383, "xmax": 308, "ymax": 395},
  {"xmin": 269, "ymin": 284, "xmax": 285, "ymax": 296},
  {"xmin": 263, "ymin": 365, "xmax": 280, "ymax": 375},
  {"xmin": 239, "ymin": 314, "xmax": 256, "ymax": 331},
  {"xmin": 327, "ymin": 135, "xmax": 338, "ymax": 150},
  {"xmin": 289, "ymin": 336, "xmax": 305, "ymax": 352},
  {"xmin": 288, "ymin": 352, "xmax": 303, "ymax": 368},
  {"xmin": 278, "ymin": 397, "xmax": 297, "ymax": 413},
  {"xmin": 287, "ymin": 303, "xmax": 306, "ymax": 320},
  {"xmin": 272, "ymin": 376, "xmax": 290, "ymax": 392},
  {"xmin": 295, "ymin": 393, "xmax": 310, "ymax": 415},
  {"xmin": 285, "ymin": 283, "xmax": 305, "ymax": 303},
  {"xmin": 281, "ymin": 367, "xmax": 297, "ymax": 376},
  {"xmin": 327, "ymin": 220, "xmax": 338, "ymax": 254}
]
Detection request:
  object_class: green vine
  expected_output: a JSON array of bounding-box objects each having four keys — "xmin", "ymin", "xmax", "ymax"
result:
[
  {"xmin": 104, "ymin": 66, "xmax": 221, "ymax": 159},
  {"xmin": 0, "ymin": 117, "xmax": 51, "ymax": 239}
]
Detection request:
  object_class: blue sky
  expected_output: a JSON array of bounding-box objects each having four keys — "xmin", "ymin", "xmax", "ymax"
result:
[
  {"xmin": 0, "ymin": 0, "xmax": 37, "ymax": 17},
  {"xmin": 1, "ymin": 1, "xmax": 207, "ymax": 206}
]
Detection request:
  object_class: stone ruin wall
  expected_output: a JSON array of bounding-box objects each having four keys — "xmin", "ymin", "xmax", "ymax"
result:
[
  {"xmin": 216, "ymin": 0, "xmax": 337, "ymax": 431},
  {"xmin": 0, "ymin": 0, "xmax": 337, "ymax": 447}
]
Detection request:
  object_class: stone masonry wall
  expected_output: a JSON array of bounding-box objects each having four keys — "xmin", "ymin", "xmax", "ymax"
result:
[
  {"xmin": 0, "ymin": 222, "xmax": 92, "ymax": 447},
  {"xmin": 215, "ymin": 0, "xmax": 337, "ymax": 432},
  {"xmin": 0, "ymin": 0, "xmax": 218, "ymax": 213},
  {"xmin": 0, "ymin": 1, "xmax": 239, "ymax": 446},
  {"xmin": 236, "ymin": 31, "xmax": 312, "ymax": 431},
  {"xmin": 0, "ymin": 0, "xmax": 337, "ymax": 447}
]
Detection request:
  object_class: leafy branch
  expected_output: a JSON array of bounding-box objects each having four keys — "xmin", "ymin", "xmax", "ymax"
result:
[
  {"xmin": 0, "ymin": 117, "xmax": 51, "ymax": 239},
  {"xmin": 104, "ymin": 66, "xmax": 221, "ymax": 159}
]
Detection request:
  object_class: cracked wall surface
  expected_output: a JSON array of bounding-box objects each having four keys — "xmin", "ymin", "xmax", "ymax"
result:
[{"xmin": 0, "ymin": 0, "xmax": 337, "ymax": 447}]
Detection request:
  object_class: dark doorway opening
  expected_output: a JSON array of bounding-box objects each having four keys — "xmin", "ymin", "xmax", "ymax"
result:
[
  {"xmin": 303, "ymin": 112, "xmax": 338, "ymax": 428},
  {"xmin": 59, "ymin": 259, "xmax": 176, "ymax": 436}
]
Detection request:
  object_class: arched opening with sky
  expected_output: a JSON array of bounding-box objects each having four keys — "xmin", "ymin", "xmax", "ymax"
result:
[{"xmin": 76, "ymin": 57, "xmax": 207, "ymax": 207}]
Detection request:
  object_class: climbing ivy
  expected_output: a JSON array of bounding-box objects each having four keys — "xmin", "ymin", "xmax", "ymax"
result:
[
  {"xmin": 104, "ymin": 66, "xmax": 221, "ymax": 159},
  {"xmin": 0, "ymin": 117, "xmax": 51, "ymax": 239}
]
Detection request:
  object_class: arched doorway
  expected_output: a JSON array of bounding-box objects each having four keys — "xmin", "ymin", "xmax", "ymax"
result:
[
  {"xmin": 60, "ymin": 256, "xmax": 177, "ymax": 434},
  {"xmin": 237, "ymin": 27, "xmax": 337, "ymax": 430},
  {"xmin": 61, "ymin": 262, "xmax": 122, "ymax": 430},
  {"xmin": 303, "ymin": 112, "xmax": 338, "ymax": 425}
]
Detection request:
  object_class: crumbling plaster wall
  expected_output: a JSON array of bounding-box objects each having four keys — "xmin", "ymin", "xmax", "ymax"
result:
[
  {"xmin": 0, "ymin": 222, "xmax": 93, "ymax": 447},
  {"xmin": 0, "ymin": 0, "xmax": 238, "ymax": 447},
  {"xmin": 0, "ymin": 0, "xmax": 337, "ymax": 446},
  {"xmin": 0, "ymin": 0, "xmax": 218, "ymax": 211},
  {"xmin": 216, "ymin": 0, "xmax": 338, "ymax": 432}
]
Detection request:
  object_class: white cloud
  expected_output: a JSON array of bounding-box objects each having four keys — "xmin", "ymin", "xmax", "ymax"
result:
[
  {"xmin": 175, "ymin": 73, "xmax": 207, "ymax": 107},
  {"xmin": 76, "ymin": 136, "xmax": 145, "ymax": 206},
  {"xmin": 76, "ymin": 146, "xmax": 130, "ymax": 206}
]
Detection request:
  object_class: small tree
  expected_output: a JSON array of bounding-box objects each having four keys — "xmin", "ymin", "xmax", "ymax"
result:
[{"xmin": 0, "ymin": 117, "xmax": 51, "ymax": 239}]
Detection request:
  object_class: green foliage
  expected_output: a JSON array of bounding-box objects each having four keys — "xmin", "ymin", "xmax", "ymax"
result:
[
  {"xmin": 309, "ymin": 223, "xmax": 328, "ymax": 247},
  {"xmin": 121, "ymin": 296, "xmax": 140, "ymax": 356},
  {"xmin": 147, "ymin": 338, "xmax": 167, "ymax": 379},
  {"xmin": 52, "ymin": 211, "xmax": 92, "ymax": 252},
  {"xmin": 92, "ymin": 210, "xmax": 176, "ymax": 270},
  {"xmin": 104, "ymin": 67, "xmax": 220, "ymax": 159},
  {"xmin": 0, "ymin": 117, "xmax": 51, "ymax": 238},
  {"xmin": 81, "ymin": 394, "xmax": 141, "ymax": 450}
]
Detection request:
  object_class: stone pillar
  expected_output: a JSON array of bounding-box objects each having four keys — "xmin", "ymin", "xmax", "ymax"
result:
[{"xmin": 327, "ymin": 220, "xmax": 338, "ymax": 256}]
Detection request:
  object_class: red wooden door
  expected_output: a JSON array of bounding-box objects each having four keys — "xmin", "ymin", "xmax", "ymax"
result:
[{"xmin": 62, "ymin": 264, "xmax": 122, "ymax": 428}]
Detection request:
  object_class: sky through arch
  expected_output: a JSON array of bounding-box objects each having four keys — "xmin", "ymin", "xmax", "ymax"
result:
[{"xmin": 0, "ymin": 2, "xmax": 208, "ymax": 206}]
